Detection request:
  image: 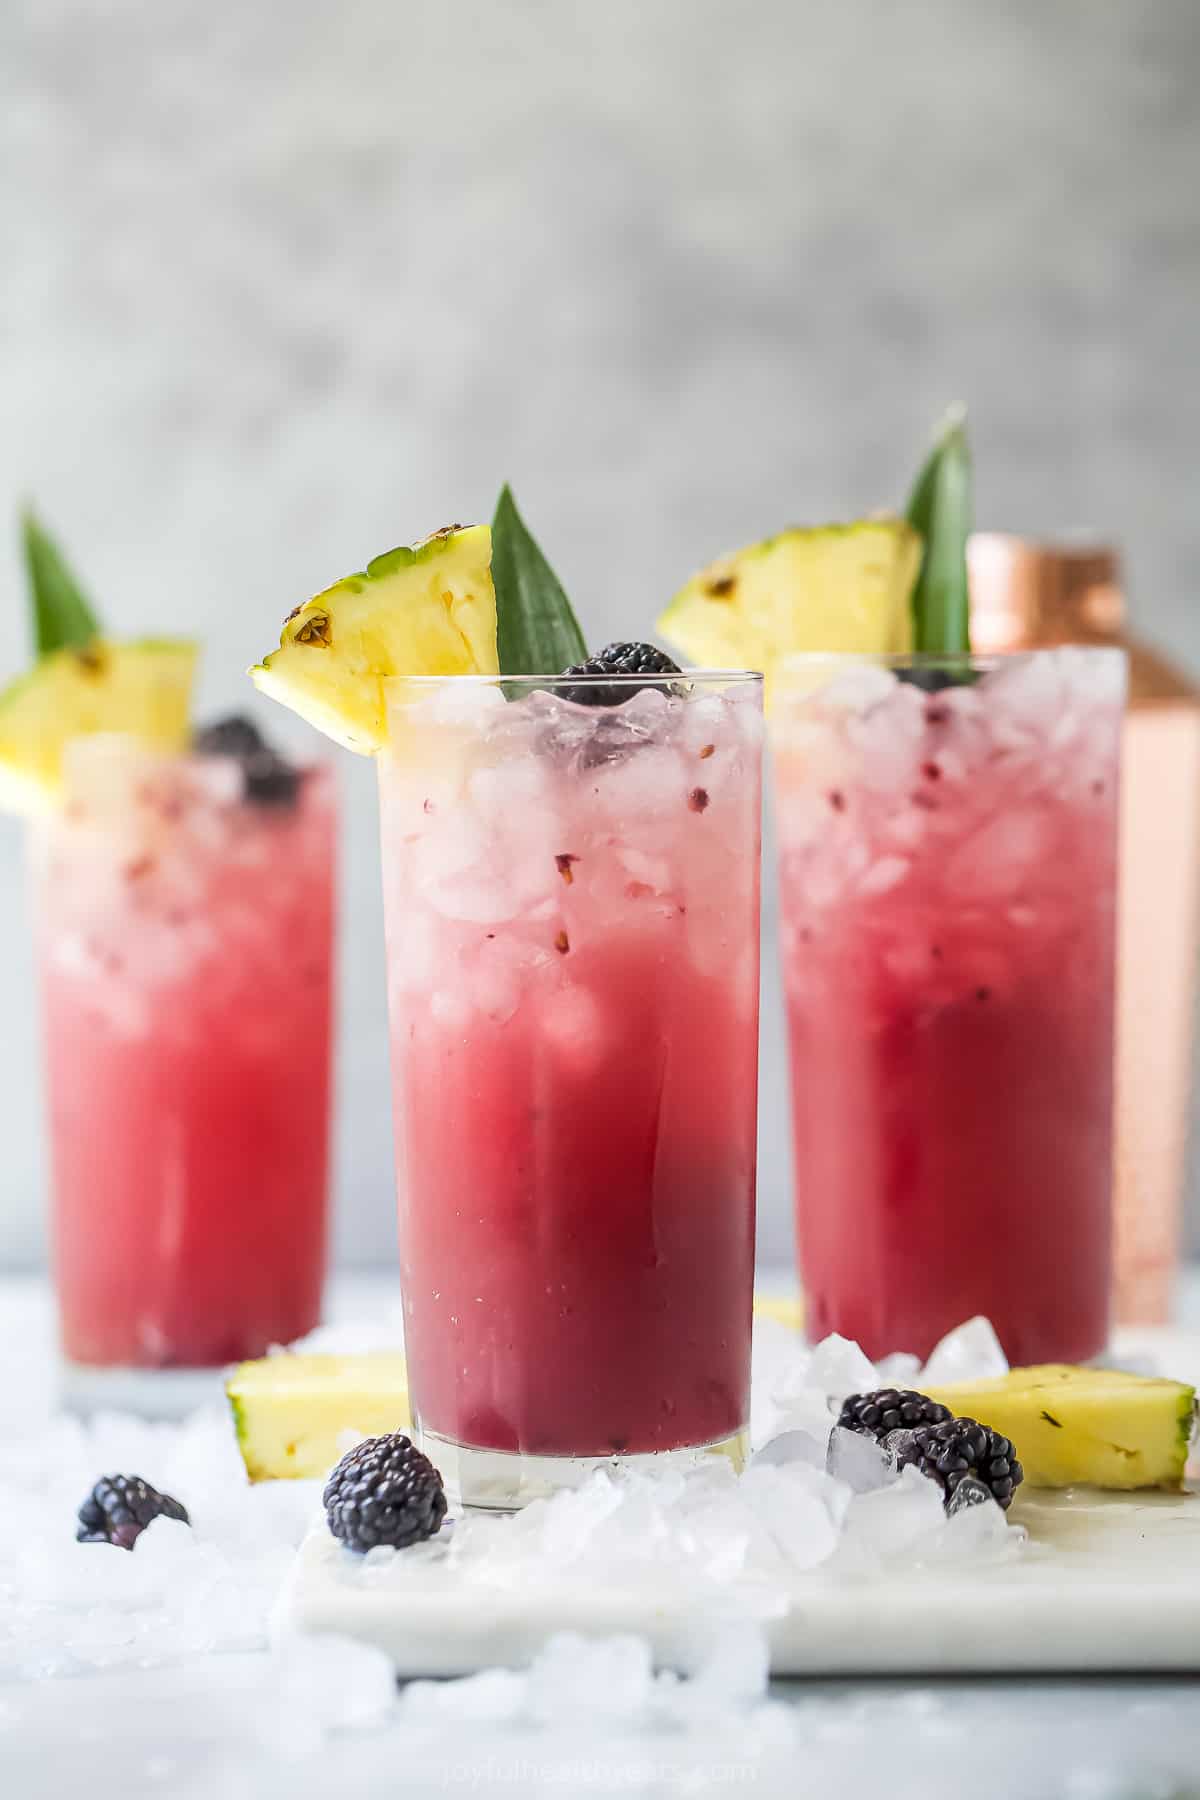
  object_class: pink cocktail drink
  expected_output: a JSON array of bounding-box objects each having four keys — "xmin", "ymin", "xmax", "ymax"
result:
[
  {"xmin": 773, "ymin": 650, "xmax": 1125, "ymax": 1364},
  {"xmin": 35, "ymin": 737, "xmax": 336, "ymax": 1371},
  {"xmin": 379, "ymin": 673, "xmax": 762, "ymax": 1501}
]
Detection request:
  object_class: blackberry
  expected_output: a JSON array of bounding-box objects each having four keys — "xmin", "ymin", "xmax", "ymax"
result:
[
  {"xmin": 560, "ymin": 642, "xmax": 681, "ymax": 708},
  {"xmin": 324, "ymin": 1432, "xmax": 447, "ymax": 1553},
  {"xmin": 192, "ymin": 714, "xmax": 267, "ymax": 759},
  {"xmin": 895, "ymin": 1416, "xmax": 1024, "ymax": 1511},
  {"xmin": 77, "ymin": 1475, "xmax": 190, "ymax": 1550},
  {"xmin": 240, "ymin": 751, "xmax": 302, "ymax": 807},
  {"xmin": 838, "ymin": 1388, "xmax": 952, "ymax": 1443},
  {"xmin": 193, "ymin": 712, "xmax": 302, "ymax": 808}
]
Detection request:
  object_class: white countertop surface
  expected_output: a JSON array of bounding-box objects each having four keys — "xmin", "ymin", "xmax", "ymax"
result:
[{"xmin": 4, "ymin": 1271, "xmax": 1200, "ymax": 1799}]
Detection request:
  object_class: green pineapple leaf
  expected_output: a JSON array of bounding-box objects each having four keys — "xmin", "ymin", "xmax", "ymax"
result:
[
  {"xmin": 491, "ymin": 485, "xmax": 587, "ymax": 677},
  {"xmin": 22, "ymin": 507, "xmax": 101, "ymax": 657},
  {"xmin": 905, "ymin": 407, "xmax": 973, "ymax": 654}
]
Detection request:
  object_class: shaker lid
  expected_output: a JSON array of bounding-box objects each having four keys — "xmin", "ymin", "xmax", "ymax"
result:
[{"xmin": 967, "ymin": 534, "xmax": 1125, "ymax": 649}]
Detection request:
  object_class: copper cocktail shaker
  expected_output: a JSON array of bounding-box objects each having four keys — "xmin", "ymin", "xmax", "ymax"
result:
[{"xmin": 969, "ymin": 535, "xmax": 1200, "ymax": 1323}]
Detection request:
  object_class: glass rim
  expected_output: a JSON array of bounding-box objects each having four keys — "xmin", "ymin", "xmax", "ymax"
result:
[
  {"xmin": 775, "ymin": 647, "xmax": 1127, "ymax": 675},
  {"xmin": 383, "ymin": 669, "xmax": 763, "ymax": 690}
]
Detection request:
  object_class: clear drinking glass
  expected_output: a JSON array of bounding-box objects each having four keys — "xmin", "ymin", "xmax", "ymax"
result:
[
  {"xmin": 34, "ymin": 735, "xmax": 336, "ymax": 1403},
  {"xmin": 378, "ymin": 671, "xmax": 763, "ymax": 1508},
  {"xmin": 772, "ymin": 649, "xmax": 1126, "ymax": 1365}
]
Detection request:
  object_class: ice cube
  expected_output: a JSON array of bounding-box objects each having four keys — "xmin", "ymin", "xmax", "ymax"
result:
[
  {"xmin": 675, "ymin": 1621, "xmax": 770, "ymax": 1708},
  {"xmin": 945, "ymin": 1476, "xmax": 994, "ymax": 1515},
  {"xmin": 617, "ymin": 845, "xmax": 673, "ymax": 893},
  {"xmin": 752, "ymin": 1429, "xmax": 828, "ymax": 1471},
  {"xmin": 883, "ymin": 804, "xmax": 928, "ymax": 852},
  {"xmin": 412, "ymin": 816, "xmax": 486, "ymax": 891},
  {"xmin": 875, "ymin": 1352, "xmax": 923, "ymax": 1388},
  {"xmin": 29, "ymin": 1538, "xmax": 155, "ymax": 1613},
  {"xmin": 526, "ymin": 1632, "xmax": 656, "ymax": 1724},
  {"xmin": 430, "ymin": 989, "xmax": 473, "ymax": 1030},
  {"xmin": 847, "ymin": 687, "xmax": 924, "ymax": 795},
  {"xmin": 934, "ymin": 1491, "xmax": 1022, "ymax": 1566},
  {"xmin": 985, "ymin": 651, "xmax": 1065, "ymax": 732},
  {"xmin": 469, "ymin": 955, "xmax": 521, "ymax": 1024},
  {"xmin": 271, "ymin": 1641, "xmax": 394, "ymax": 1735},
  {"xmin": 943, "ymin": 809, "xmax": 1052, "ymax": 900},
  {"xmin": 423, "ymin": 868, "xmax": 527, "ymax": 926},
  {"xmin": 920, "ymin": 1316, "xmax": 1009, "ymax": 1384},
  {"xmin": 858, "ymin": 855, "xmax": 910, "ymax": 896},
  {"xmin": 839, "ymin": 1465, "xmax": 945, "ymax": 1565},
  {"xmin": 400, "ymin": 1664, "xmax": 526, "ymax": 1725},
  {"xmin": 423, "ymin": 681, "xmax": 508, "ymax": 729},
  {"xmin": 1049, "ymin": 708, "xmax": 1083, "ymax": 750},
  {"xmin": 826, "ymin": 1426, "xmax": 895, "ymax": 1494},
  {"xmin": 63, "ymin": 1608, "xmax": 140, "ymax": 1667},
  {"xmin": 681, "ymin": 690, "xmax": 729, "ymax": 747},
  {"xmin": 763, "ymin": 1388, "xmax": 840, "ymax": 1451},
  {"xmin": 611, "ymin": 684, "xmax": 673, "ymax": 734},
  {"xmin": 591, "ymin": 745, "xmax": 688, "ymax": 822},
  {"xmin": 738, "ymin": 1464, "xmax": 849, "ymax": 1572},
  {"xmin": 673, "ymin": 1493, "xmax": 753, "ymax": 1585},
  {"xmin": 1061, "ymin": 643, "xmax": 1127, "ymax": 707},
  {"xmin": 818, "ymin": 663, "xmax": 897, "ymax": 716},
  {"xmin": 807, "ymin": 1333, "xmax": 878, "ymax": 1402},
  {"xmin": 131, "ymin": 1514, "xmax": 200, "ymax": 1574},
  {"xmin": 529, "ymin": 1471, "xmax": 625, "ymax": 1566},
  {"xmin": 760, "ymin": 1330, "xmax": 841, "ymax": 1448},
  {"xmin": 540, "ymin": 984, "xmax": 609, "ymax": 1074},
  {"xmin": 882, "ymin": 1428, "xmax": 919, "ymax": 1466},
  {"xmin": 468, "ymin": 754, "xmax": 547, "ymax": 813}
]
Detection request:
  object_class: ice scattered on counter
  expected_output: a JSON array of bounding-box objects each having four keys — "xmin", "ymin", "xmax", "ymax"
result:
[
  {"xmin": 399, "ymin": 1625, "xmax": 778, "ymax": 1734},
  {"xmin": 755, "ymin": 1311, "xmax": 1010, "ymax": 1448},
  {"xmin": 0, "ymin": 1313, "xmax": 1021, "ymax": 1694},
  {"xmin": 0, "ymin": 1403, "xmax": 319, "ymax": 1683},
  {"xmin": 262, "ymin": 1636, "xmax": 398, "ymax": 1754},
  {"xmin": 0, "ymin": 1288, "xmax": 1192, "ymax": 1797},
  {"xmin": 2, "ymin": 1639, "xmax": 1184, "ymax": 1800},
  {"xmin": 806, "ymin": 1332, "xmax": 879, "ymax": 1399},
  {"xmin": 838, "ymin": 1465, "xmax": 948, "ymax": 1566},
  {"xmin": 750, "ymin": 1427, "xmax": 828, "ymax": 1471},
  {"xmin": 344, "ymin": 1446, "xmax": 1020, "ymax": 1622}
]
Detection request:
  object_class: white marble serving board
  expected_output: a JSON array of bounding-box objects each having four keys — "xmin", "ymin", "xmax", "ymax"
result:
[{"xmin": 274, "ymin": 1485, "xmax": 1200, "ymax": 1678}]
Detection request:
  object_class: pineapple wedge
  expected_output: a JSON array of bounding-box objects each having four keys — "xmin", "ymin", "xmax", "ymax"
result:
[
  {"xmin": 923, "ymin": 1365, "xmax": 1197, "ymax": 1491},
  {"xmin": 658, "ymin": 517, "xmax": 920, "ymax": 705},
  {"xmin": 0, "ymin": 638, "xmax": 197, "ymax": 814},
  {"xmin": 250, "ymin": 524, "xmax": 498, "ymax": 753},
  {"xmin": 226, "ymin": 1353, "xmax": 411, "ymax": 1482}
]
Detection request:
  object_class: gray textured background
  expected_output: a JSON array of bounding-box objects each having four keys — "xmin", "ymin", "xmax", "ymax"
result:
[{"xmin": 3, "ymin": 0, "xmax": 1198, "ymax": 1271}]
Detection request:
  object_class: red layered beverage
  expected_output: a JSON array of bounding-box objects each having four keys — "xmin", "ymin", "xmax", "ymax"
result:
[
  {"xmin": 379, "ymin": 672, "xmax": 763, "ymax": 1505},
  {"xmin": 773, "ymin": 650, "xmax": 1125, "ymax": 1364},
  {"xmin": 36, "ymin": 732, "xmax": 336, "ymax": 1381}
]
